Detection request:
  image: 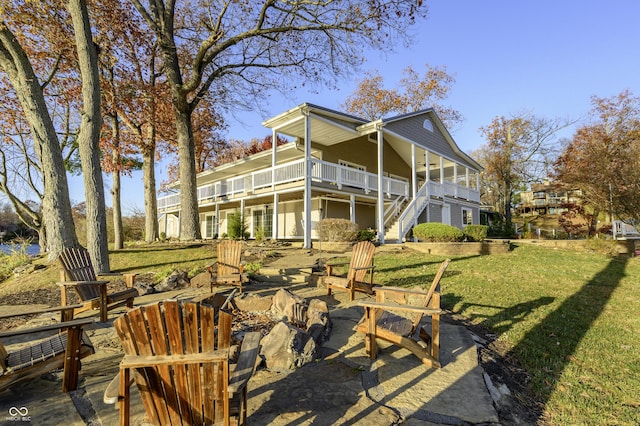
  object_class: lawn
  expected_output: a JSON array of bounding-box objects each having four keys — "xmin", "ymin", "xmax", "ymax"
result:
[
  {"xmin": 1, "ymin": 241, "xmax": 638, "ymax": 424},
  {"xmin": 373, "ymin": 244, "xmax": 640, "ymax": 425}
]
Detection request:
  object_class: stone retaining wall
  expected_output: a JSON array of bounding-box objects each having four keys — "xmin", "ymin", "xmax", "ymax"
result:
[{"xmin": 405, "ymin": 240, "xmax": 512, "ymax": 256}]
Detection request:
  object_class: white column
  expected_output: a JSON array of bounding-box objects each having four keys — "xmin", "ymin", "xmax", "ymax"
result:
[
  {"xmin": 425, "ymin": 151, "xmax": 431, "ymax": 182},
  {"xmin": 215, "ymin": 203, "xmax": 220, "ymax": 238},
  {"xmin": 411, "ymin": 144, "xmax": 417, "ymax": 199},
  {"xmin": 350, "ymin": 195, "xmax": 356, "ymax": 223},
  {"xmin": 440, "ymin": 157, "xmax": 445, "ymax": 184},
  {"xmin": 272, "ymin": 193, "xmax": 278, "ymax": 240},
  {"xmin": 272, "ymin": 128, "xmax": 277, "ymax": 190},
  {"xmin": 304, "ymin": 113, "xmax": 312, "ymax": 248},
  {"xmin": 453, "ymin": 163, "xmax": 458, "ymax": 197},
  {"xmin": 377, "ymin": 127, "xmax": 385, "ymax": 244},
  {"xmin": 240, "ymin": 199, "xmax": 245, "ymax": 227}
]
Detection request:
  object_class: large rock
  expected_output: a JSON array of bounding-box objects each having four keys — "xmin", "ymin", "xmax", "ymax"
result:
[
  {"xmin": 271, "ymin": 288, "xmax": 307, "ymax": 326},
  {"xmin": 260, "ymin": 321, "xmax": 317, "ymax": 372},
  {"xmin": 306, "ymin": 299, "xmax": 331, "ymax": 344},
  {"xmin": 155, "ymin": 270, "xmax": 190, "ymax": 292}
]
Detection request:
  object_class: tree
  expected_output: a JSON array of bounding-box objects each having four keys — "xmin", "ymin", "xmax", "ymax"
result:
[
  {"xmin": 478, "ymin": 113, "xmax": 573, "ymax": 227},
  {"xmin": 0, "ymin": 5, "xmax": 79, "ymax": 259},
  {"xmin": 129, "ymin": 0, "xmax": 427, "ymax": 240},
  {"xmin": 342, "ymin": 65, "xmax": 462, "ymax": 125},
  {"xmin": 93, "ymin": 0, "xmax": 172, "ymax": 244},
  {"xmin": 554, "ymin": 90, "xmax": 640, "ymax": 231},
  {"xmin": 69, "ymin": 0, "xmax": 110, "ymax": 272},
  {"xmin": 0, "ymin": 1, "xmax": 111, "ymax": 270}
]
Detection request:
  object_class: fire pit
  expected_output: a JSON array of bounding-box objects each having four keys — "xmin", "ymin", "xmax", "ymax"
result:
[{"xmin": 200, "ymin": 288, "xmax": 332, "ymax": 372}]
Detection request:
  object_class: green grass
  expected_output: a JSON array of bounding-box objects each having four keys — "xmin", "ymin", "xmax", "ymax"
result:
[
  {"xmin": 374, "ymin": 244, "xmax": 640, "ymax": 425},
  {"xmin": 2, "ymin": 241, "xmax": 638, "ymax": 424}
]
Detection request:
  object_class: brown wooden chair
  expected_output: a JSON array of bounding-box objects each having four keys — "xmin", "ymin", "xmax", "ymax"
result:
[
  {"xmin": 0, "ymin": 306, "xmax": 95, "ymax": 393},
  {"xmin": 208, "ymin": 240, "xmax": 247, "ymax": 293},
  {"xmin": 58, "ymin": 247, "xmax": 138, "ymax": 322},
  {"xmin": 357, "ymin": 259, "xmax": 450, "ymax": 368},
  {"xmin": 325, "ymin": 241, "xmax": 376, "ymax": 301},
  {"xmin": 108, "ymin": 300, "xmax": 261, "ymax": 426}
]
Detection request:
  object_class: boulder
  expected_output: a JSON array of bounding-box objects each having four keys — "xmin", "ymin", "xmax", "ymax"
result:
[
  {"xmin": 155, "ymin": 270, "xmax": 189, "ymax": 292},
  {"xmin": 260, "ymin": 321, "xmax": 317, "ymax": 372}
]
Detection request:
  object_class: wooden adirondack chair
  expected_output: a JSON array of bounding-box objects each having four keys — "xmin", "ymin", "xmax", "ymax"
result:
[
  {"xmin": 108, "ymin": 300, "xmax": 260, "ymax": 426},
  {"xmin": 357, "ymin": 259, "xmax": 450, "ymax": 368},
  {"xmin": 208, "ymin": 240, "xmax": 247, "ymax": 293},
  {"xmin": 0, "ymin": 306, "xmax": 95, "ymax": 393},
  {"xmin": 325, "ymin": 241, "xmax": 376, "ymax": 301},
  {"xmin": 58, "ymin": 247, "xmax": 138, "ymax": 322}
]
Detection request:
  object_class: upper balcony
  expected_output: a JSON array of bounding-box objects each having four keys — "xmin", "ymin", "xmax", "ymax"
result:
[{"xmin": 157, "ymin": 158, "xmax": 480, "ymax": 211}]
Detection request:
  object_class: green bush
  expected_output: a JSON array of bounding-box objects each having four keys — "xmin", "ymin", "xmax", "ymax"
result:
[
  {"xmin": 227, "ymin": 211, "xmax": 247, "ymax": 240},
  {"xmin": 356, "ymin": 228, "xmax": 377, "ymax": 242},
  {"xmin": 487, "ymin": 218, "xmax": 517, "ymax": 238},
  {"xmin": 317, "ymin": 218, "xmax": 358, "ymax": 242},
  {"xmin": 464, "ymin": 225, "xmax": 488, "ymax": 242},
  {"xmin": 412, "ymin": 223, "xmax": 464, "ymax": 242}
]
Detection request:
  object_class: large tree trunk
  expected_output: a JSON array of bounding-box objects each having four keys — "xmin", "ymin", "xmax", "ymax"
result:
[
  {"xmin": 175, "ymin": 107, "xmax": 201, "ymax": 240},
  {"xmin": 68, "ymin": 0, "xmax": 110, "ymax": 272},
  {"xmin": 0, "ymin": 24, "xmax": 78, "ymax": 260},
  {"xmin": 143, "ymin": 146, "xmax": 159, "ymax": 242}
]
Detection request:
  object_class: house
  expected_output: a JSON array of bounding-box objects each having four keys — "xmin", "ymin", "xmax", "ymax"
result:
[
  {"xmin": 157, "ymin": 103, "xmax": 483, "ymax": 248},
  {"xmin": 517, "ymin": 180, "xmax": 583, "ymax": 216}
]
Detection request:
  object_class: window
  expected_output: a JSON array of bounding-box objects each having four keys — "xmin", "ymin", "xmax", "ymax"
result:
[
  {"xmin": 204, "ymin": 214, "xmax": 217, "ymax": 239},
  {"xmin": 423, "ymin": 119, "xmax": 434, "ymax": 132},
  {"xmin": 462, "ymin": 208, "xmax": 473, "ymax": 226}
]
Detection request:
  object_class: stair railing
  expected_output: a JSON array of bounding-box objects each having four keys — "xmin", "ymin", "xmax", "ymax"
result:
[{"xmin": 397, "ymin": 182, "xmax": 430, "ymax": 241}]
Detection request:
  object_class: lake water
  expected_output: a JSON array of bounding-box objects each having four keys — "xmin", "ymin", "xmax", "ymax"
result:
[{"xmin": 0, "ymin": 243, "xmax": 40, "ymax": 256}]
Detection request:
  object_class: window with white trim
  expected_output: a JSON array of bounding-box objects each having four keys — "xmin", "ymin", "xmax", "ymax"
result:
[{"xmin": 462, "ymin": 208, "xmax": 473, "ymax": 226}]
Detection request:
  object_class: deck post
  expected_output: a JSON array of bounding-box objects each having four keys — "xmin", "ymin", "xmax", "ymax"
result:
[
  {"xmin": 304, "ymin": 110, "xmax": 312, "ymax": 249},
  {"xmin": 377, "ymin": 125, "xmax": 385, "ymax": 244}
]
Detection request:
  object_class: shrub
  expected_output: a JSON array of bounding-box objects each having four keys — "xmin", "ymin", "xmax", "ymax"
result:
[
  {"xmin": 356, "ymin": 228, "xmax": 377, "ymax": 242},
  {"xmin": 412, "ymin": 223, "xmax": 464, "ymax": 242},
  {"xmin": 487, "ymin": 218, "xmax": 517, "ymax": 238},
  {"xmin": 227, "ymin": 211, "xmax": 247, "ymax": 240},
  {"xmin": 464, "ymin": 225, "xmax": 488, "ymax": 242},
  {"xmin": 317, "ymin": 218, "xmax": 358, "ymax": 242}
]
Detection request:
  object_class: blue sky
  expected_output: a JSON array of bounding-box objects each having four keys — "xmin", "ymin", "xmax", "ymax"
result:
[{"xmin": 68, "ymin": 0, "xmax": 640, "ymax": 212}]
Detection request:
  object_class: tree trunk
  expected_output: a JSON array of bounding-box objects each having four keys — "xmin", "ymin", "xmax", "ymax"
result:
[
  {"xmin": 68, "ymin": 0, "xmax": 110, "ymax": 272},
  {"xmin": 0, "ymin": 25, "xmax": 78, "ymax": 260},
  {"xmin": 112, "ymin": 169, "xmax": 123, "ymax": 249},
  {"xmin": 175, "ymin": 107, "xmax": 201, "ymax": 240},
  {"xmin": 111, "ymin": 116, "xmax": 124, "ymax": 250},
  {"xmin": 143, "ymin": 146, "xmax": 159, "ymax": 242}
]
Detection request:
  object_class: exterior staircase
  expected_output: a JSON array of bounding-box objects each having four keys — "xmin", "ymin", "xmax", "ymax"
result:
[{"xmin": 383, "ymin": 182, "xmax": 432, "ymax": 243}]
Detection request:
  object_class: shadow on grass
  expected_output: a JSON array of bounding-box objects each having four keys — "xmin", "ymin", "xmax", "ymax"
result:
[{"xmin": 508, "ymin": 255, "xmax": 629, "ymax": 409}]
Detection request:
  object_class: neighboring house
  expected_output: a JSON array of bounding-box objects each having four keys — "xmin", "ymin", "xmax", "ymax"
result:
[
  {"xmin": 517, "ymin": 180, "xmax": 583, "ymax": 216},
  {"xmin": 157, "ymin": 103, "xmax": 483, "ymax": 248}
]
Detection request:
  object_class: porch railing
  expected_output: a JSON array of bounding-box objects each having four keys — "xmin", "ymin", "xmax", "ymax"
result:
[{"xmin": 157, "ymin": 158, "xmax": 479, "ymax": 210}]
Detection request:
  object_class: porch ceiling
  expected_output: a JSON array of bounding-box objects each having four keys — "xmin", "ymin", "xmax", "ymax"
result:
[{"xmin": 263, "ymin": 103, "xmax": 362, "ymax": 146}]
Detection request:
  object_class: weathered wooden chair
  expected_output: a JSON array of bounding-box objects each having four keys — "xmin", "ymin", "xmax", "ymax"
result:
[
  {"xmin": 208, "ymin": 240, "xmax": 247, "ymax": 293},
  {"xmin": 325, "ymin": 241, "xmax": 376, "ymax": 301},
  {"xmin": 357, "ymin": 259, "xmax": 450, "ymax": 368},
  {"xmin": 0, "ymin": 305, "xmax": 95, "ymax": 393},
  {"xmin": 107, "ymin": 300, "xmax": 261, "ymax": 426},
  {"xmin": 58, "ymin": 247, "xmax": 138, "ymax": 322}
]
